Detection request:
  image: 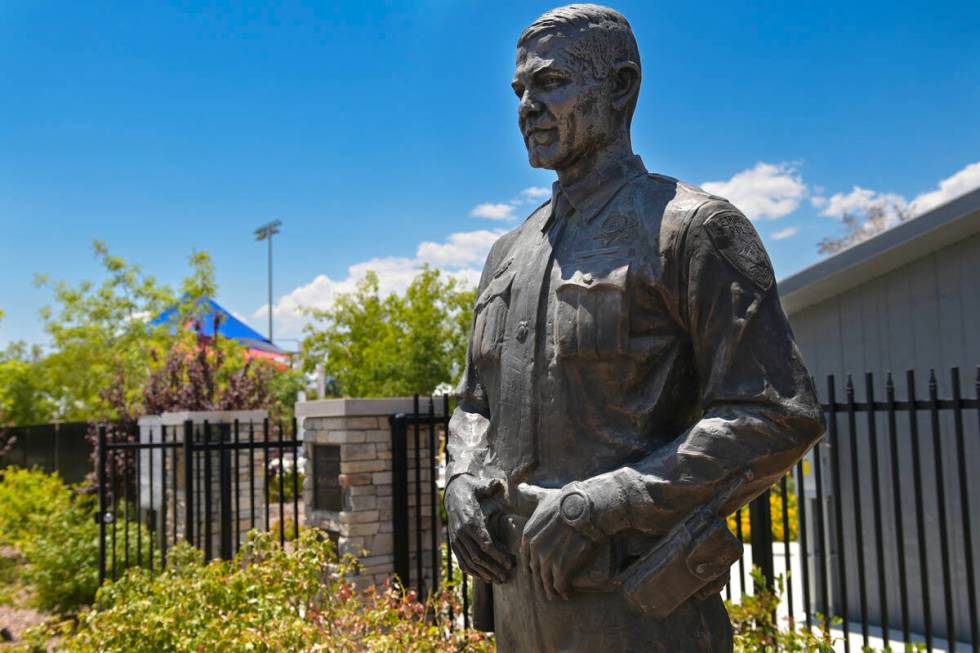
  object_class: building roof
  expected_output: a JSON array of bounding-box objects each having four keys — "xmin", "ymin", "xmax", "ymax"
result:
[
  {"xmin": 778, "ymin": 187, "xmax": 980, "ymax": 315},
  {"xmin": 151, "ymin": 297, "xmax": 287, "ymax": 356}
]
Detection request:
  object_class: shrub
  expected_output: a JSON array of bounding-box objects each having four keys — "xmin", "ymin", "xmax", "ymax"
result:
[
  {"xmin": 729, "ymin": 568, "xmax": 838, "ymax": 652},
  {"xmin": 0, "ymin": 467, "xmax": 72, "ymax": 547},
  {"xmin": 0, "ymin": 467, "xmax": 101, "ymax": 613},
  {"xmin": 19, "ymin": 490, "xmax": 100, "ymax": 613},
  {"xmin": 61, "ymin": 529, "xmax": 494, "ymax": 652},
  {"xmin": 267, "ymin": 467, "xmax": 304, "ymax": 502}
]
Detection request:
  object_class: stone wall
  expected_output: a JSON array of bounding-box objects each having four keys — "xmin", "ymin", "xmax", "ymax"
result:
[{"xmin": 299, "ymin": 398, "xmax": 442, "ymax": 589}]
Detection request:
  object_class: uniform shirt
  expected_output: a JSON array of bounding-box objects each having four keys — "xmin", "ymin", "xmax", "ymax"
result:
[{"xmin": 447, "ymin": 154, "xmax": 824, "ymax": 540}]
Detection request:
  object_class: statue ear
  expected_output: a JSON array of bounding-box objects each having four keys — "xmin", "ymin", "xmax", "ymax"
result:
[{"xmin": 611, "ymin": 61, "xmax": 640, "ymax": 111}]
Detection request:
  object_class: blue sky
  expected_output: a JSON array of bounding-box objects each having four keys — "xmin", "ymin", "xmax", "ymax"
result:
[{"xmin": 2, "ymin": 0, "xmax": 979, "ymax": 349}]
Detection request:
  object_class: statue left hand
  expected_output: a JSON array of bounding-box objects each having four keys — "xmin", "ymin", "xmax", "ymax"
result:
[{"xmin": 518, "ymin": 483, "xmax": 601, "ymax": 600}]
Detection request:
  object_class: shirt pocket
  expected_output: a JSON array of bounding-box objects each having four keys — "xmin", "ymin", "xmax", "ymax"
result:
[
  {"xmin": 472, "ymin": 270, "xmax": 515, "ymax": 362},
  {"xmin": 554, "ymin": 264, "xmax": 629, "ymax": 359}
]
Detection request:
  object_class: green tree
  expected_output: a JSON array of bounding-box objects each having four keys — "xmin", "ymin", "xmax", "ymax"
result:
[
  {"xmin": 33, "ymin": 242, "xmax": 219, "ymax": 422},
  {"xmin": 0, "ymin": 341, "xmax": 55, "ymax": 425},
  {"xmin": 300, "ymin": 267, "xmax": 475, "ymax": 397}
]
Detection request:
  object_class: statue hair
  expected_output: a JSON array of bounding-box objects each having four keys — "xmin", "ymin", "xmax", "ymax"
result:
[
  {"xmin": 518, "ymin": 5, "xmax": 641, "ymax": 124},
  {"xmin": 519, "ymin": 5, "xmax": 640, "ymax": 75}
]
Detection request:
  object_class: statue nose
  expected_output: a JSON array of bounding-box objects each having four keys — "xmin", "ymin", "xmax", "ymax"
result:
[{"xmin": 519, "ymin": 92, "xmax": 541, "ymax": 118}]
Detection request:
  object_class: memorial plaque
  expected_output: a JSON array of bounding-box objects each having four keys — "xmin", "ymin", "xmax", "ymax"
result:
[{"xmin": 312, "ymin": 444, "xmax": 341, "ymax": 512}]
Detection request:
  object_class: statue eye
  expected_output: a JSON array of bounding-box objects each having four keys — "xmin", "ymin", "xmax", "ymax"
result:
[
  {"xmin": 540, "ymin": 74, "xmax": 567, "ymax": 90},
  {"xmin": 512, "ymin": 84, "xmax": 525, "ymax": 99}
]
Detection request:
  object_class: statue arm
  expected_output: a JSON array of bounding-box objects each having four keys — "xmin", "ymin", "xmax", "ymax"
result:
[
  {"xmin": 446, "ymin": 243, "xmax": 501, "ymax": 490},
  {"xmin": 446, "ymin": 347, "xmax": 492, "ymax": 488},
  {"xmin": 577, "ymin": 202, "xmax": 825, "ymax": 538}
]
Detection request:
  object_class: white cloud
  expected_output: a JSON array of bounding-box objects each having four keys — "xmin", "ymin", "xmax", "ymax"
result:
[
  {"xmin": 416, "ymin": 229, "xmax": 505, "ymax": 267},
  {"xmin": 470, "ymin": 203, "xmax": 516, "ymax": 220},
  {"xmin": 701, "ymin": 162, "xmax": 807, "ymax": 221},
  {"xmin": 818, "ymin": 186, "xmax": 909, "ymax": 219},
  {"xmin": 257, "ymin": 229, "xmax": 503, "ymax": 339},
  {"xmin": 770, "ymin": 226, "xmax": 799, "ymax": 241},
  {"xmin": 518, "ymin": 186, "xmax": 551, "ymax": 202},
  {"xmin": 909, "ymin": 161, "xmax": 980, "ymax": 215},
  {"xmin": 818, "ymin": 161, "xmax": 980, "ymax": 223}
]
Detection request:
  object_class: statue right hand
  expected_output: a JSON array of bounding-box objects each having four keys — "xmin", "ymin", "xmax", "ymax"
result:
[{"xmin": 445, "ymin": 475, "xmax": 513, "ymax": 584}]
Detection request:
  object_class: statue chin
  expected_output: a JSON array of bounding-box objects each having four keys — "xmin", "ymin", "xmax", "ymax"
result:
[{"xmin": 527, "ymin": 149, "xmax": 570, "ymax": 172}]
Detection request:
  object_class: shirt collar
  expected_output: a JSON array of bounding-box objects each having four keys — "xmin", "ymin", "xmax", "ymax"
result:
[{"xmin": 544, "ymin": 154, "xmax": 648, "ymax": 232}]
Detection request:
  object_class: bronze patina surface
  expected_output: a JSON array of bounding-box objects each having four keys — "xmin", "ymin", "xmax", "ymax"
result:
[{"xmin": 445, "ymin": 5, "xmax": 824, "ymax": 651}]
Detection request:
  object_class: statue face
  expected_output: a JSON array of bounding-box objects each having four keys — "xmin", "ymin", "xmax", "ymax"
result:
[{"xmin": 513, "ymin": 34, "xmax": 615, "ymax": 171}]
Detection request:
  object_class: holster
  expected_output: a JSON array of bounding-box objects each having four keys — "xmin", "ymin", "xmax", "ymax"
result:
[
  {"xmin": 471, "ymin": 578, "xmax": 495, "ymax": 632},
  {"xmin": 614, "ymin": 470, "xmax": 751, "ymax": 618},
  {"xmin": 616, "ymin": 513, "xmax": 742, "ymax": 618}
]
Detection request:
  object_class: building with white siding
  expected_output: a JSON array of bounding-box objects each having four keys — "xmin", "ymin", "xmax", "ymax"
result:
[{"xmin": 778, "ymin": 187, "xmax": 980, "ymax": 646}]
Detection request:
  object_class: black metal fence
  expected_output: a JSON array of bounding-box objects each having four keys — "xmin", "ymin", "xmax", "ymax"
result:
[
  {"xmin": 389, "ymin": 396, "xmax": 465, "ymax": 617},
  {"xmin": 744, "ymin": 367, "xmax": 980, "ymax": 653},
  {"xmin": 392, "ymin": 368, "xmax": 980, "ymax": 650},
  {"xmin": 0, "ymin": 421, "xmax": 93, "ymax": 484},
  {"xmin": 96, "ymin": 419, "xmax": 302, "ymax": 583}
]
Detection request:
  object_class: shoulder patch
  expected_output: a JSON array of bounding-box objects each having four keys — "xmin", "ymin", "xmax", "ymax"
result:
[{"xmin": 704, "ymin": 212, "xmax": 774, "ymax": 291}]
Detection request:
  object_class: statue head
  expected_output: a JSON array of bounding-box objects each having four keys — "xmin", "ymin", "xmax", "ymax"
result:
[{"xmin": 513, "ymin": 4, "xmax": 641, "ymax": 175}]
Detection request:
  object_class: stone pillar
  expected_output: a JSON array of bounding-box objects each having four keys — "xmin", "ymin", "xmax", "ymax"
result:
[{"xmin": 298, "ymin": 398, "xmax": 443, "ymax": 589}]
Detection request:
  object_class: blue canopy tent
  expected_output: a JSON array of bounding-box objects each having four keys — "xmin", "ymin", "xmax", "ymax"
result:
[{"xmin": 151, "ymin": 297, "xmax": 287, "ymax": 361}]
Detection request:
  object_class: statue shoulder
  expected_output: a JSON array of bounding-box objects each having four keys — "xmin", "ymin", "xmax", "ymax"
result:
[
  {"xmin": 626, "ymin": 173, "xmax": 731, "ymax": 255},
  {"xmin": 479, "ymin": 198, "xmax": 551, "ymax": 282}
]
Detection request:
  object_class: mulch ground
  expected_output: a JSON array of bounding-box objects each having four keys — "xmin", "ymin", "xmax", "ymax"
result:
[{"xmin": 0, "ymin": 546, "xmax": 55, "ymax": 649}]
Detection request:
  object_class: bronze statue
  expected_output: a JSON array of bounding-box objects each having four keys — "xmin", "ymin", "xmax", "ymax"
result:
[{"xmin": 445, "ymin": 5, "xmax": 824, "ymax": 651}]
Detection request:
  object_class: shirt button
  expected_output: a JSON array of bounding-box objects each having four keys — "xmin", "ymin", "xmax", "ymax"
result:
[
  {"xmin": 516, "ymin": 320, "xmax": 529, "ymax": 343},
  {"xmin": 583, "ymin": 272, "xmax": 594, "ymax": 285}
]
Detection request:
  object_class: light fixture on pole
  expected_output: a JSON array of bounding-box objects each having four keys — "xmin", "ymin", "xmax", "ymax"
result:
[{"xmin": 254, "ymin": 219, "xmax": 282, "ymax": 343}]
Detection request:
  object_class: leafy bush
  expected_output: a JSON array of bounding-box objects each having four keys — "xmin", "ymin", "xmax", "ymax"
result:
[
  {"xmin": 0, "ymin": 467, "xmax": 72, "ymax": 546},
  {"xmin": 20, "ymin": 490, "xmax": 100, "ymax": 614},
  {"xmin": 60, "ymin": 529, "xmax": 494, "ymax": 652},
  {"xmin": 267, "ymin": 468, "xmax": 304, "ymax": 502},
  {"xmin": 0, "ymin": 467, "xmax": 101, "ymax": 613},
  {"xmin": 728, "ymin": 567, "xmax": 927, "ymax": 652},
  {"xmin": 729, "ymin": 568, "xmax": 837, "ymax": 652}
]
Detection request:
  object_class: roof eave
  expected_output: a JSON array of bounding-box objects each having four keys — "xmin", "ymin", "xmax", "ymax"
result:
[{"xmin": 778, "ymin": 187, "xmax": 980, "ymax": 316}]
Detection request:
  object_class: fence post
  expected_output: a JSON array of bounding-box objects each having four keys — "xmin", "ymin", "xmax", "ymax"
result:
[
  {"xmin": 390, "ymin": 414, "xmax": 410, "ymax": 587},
  {"xmin": 219, "ymin": 424, "xmax": 233, "ymax": 559},
  {"xmin": 183, "ymin": 420, "xmax": 194, "ymax": 544},
  {"xmin": 98, "ymin": 425, "xmax": 107, "ymax": 585},
  {"xmin": 749, "ymin": 489, "xmax": 775, "ymax": 592}
]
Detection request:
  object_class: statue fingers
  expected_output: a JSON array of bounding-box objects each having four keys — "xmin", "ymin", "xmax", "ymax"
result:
[
  {"xmin": 538, "ymin": 550, "xmax": 557, "ymax": 601},
  {"xmin": 551, "ymin": 560, "xmax": 571, "ymax": 601},
  {"xmin": 475, "ymin": 477, "xmax": 505, "ymax": 500},
  {"xmin": 474, "ymin": 525, "xmax": 512, "ymax": 570},
  {"xmin": 461, "ymin": 532, "xmax": 509, "ymax": 583},
  {"xmin": 454, "ymin": 536, "xmax": 495, "ymax": 583},
  {"xmin": 451, "ymin": 539, "xmax": 481, "ymax": 579},
  {"xmin": 530, "ymin": 532, "xmax": 559, "ymax": 601},
  {"xmin": 526, "ymin": 536, "xmax": 542, "ymax": 586}
]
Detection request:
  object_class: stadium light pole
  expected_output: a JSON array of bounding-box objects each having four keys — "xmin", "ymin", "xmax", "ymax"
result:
[{"xmin": 254, "ymin": 219, "xmax": 282, "ymax": 343}]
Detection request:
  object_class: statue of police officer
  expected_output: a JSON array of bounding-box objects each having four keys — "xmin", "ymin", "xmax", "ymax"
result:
[{"xmin": 445, "ymin": 5, "xmax": 824, "ymax": 651}]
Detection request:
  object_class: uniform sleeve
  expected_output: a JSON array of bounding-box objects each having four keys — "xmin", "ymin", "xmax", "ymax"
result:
[
  {"xmin": 581, "ymin": 201, "xmax": 825, "ymax": 537},
  {"xmin": 445, "ymin": 249, "xmax": 497, "ymax": 489}
]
